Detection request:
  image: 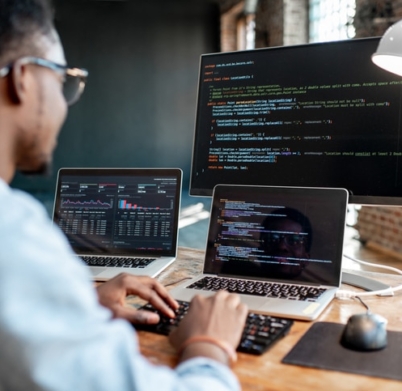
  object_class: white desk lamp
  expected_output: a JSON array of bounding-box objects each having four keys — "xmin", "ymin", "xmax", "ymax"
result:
[{"xmin": 372, "ymin": 19, "xmax": 402, "ymax": 76}]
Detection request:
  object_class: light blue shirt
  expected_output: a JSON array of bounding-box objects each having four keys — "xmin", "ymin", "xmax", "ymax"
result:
[{"xmin": 0, "ymin": 179, "xmax": 240, "ymax": 391}]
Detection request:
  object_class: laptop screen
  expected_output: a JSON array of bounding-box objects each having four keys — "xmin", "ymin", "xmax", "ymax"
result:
[
  {"xmin": 204, "ymin": 185, "xmax": 348, "ymax": 286},
  {"xmin": 53, "ymin": 168, "xmax": 182, "ymax": 257}
]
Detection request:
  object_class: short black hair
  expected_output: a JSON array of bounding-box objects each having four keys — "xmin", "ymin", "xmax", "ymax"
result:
[
  {"xmin": 262, "ymin": 207, "xmax": 313, "ymax": 252},
  {"xmin": 0, "ymin": 0, "xmax": 55, "ymax": 64}
]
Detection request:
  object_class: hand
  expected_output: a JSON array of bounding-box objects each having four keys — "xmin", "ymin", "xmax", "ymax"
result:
[
  {"xmin": 169, "ymin": 291, "xmax": 248, "ymax": 364},
  {"xmin": 96, "ymin": 273, "xmax": 179, "ymax": 324}
]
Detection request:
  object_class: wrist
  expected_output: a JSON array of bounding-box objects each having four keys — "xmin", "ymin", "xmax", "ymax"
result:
[{"xmin": 178, "ymin": 336, "xmax": 237, "ymax": 366}]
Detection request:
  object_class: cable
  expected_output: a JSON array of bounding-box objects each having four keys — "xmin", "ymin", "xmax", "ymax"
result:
[
  {"xmin": 343, "ymin": 254, "xmax": 402, "ymax": 275},
  {"xmin": 355, "ymin": 296, "xmax": 370, "ymax": 312},
  {"xmin": 335, "ymin": 254, "xmax": 402, "ymax": 299}
]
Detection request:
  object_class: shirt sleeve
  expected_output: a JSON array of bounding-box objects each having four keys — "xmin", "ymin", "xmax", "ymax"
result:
[{"xmin": 0, "ymin": 185, "xmax": 240, "ymax": 391}]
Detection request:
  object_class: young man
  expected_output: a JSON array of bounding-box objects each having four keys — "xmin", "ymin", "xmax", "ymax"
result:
[{"xmin": 0, "ymin": 1, "xmax": 248, "ymax": 390}]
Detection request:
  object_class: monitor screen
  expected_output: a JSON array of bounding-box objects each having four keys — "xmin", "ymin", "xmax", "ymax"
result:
[
  {"xmin": 53, "ymin": 168, "xmax": 182, "ymax": 256},
  {"xmin": 190, "ymin": 37, "xmax": 402, "ymax": 205}
]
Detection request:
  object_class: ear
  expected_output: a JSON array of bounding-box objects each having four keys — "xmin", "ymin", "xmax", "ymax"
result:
[{"xmin": 7, "ymin": 62, "xmax": 30, "ymax": 104}]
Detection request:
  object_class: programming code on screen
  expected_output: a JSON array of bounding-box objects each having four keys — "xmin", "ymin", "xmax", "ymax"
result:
[
  {"xmin": 190, "ymin": 38, "xmax": 402, "ymax": 203},
  {"xmin": 203, "ymin": 185, "xmax": 347, "ymax": 285},
  {"xmin": 212, "ymin": 200, "xmax": 328, "ymax": 267}
]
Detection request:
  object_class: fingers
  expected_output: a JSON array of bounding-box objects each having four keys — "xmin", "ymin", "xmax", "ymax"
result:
[
  {"xmin": 191, "ymin": 290, "xmax": 245, "ymax": 313},
  {"xmin": 216, "ymin": 289, "xmax": 239, "ymax": 307},
  {"xmin": 111, "ymin": 305, "xmax": 161, "ymax": 325},
  {"xmin": 133, "ymin": 278, "xmax": 178, "ymax": 318},
  {"xmin": 170, "ymin": 291, "xmax": 249, "ymax": 352},
  {"xmin": 114, "ymin": 274, "xmax": 179, "ymax": 318},
  {"xmin": 145, "ymin": 279, "xmax": 180, "ymax": 312},
  {"xmin": 130, "ymin": 310, "xmax": 161, "ymax": 325},
  {"xmin": 223, "ymin": 291, "xmax": 248, "ymax": 316}
]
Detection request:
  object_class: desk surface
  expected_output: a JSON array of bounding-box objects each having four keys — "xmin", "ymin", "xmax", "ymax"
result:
[{"xmin": 131, "ymin": 247, "xmax": 402, "ymax": 391}]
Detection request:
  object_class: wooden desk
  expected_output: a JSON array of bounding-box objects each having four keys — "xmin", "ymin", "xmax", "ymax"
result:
[{"xmin": 132, "ymin": 247, "xmax": 402, "ymax": 391}]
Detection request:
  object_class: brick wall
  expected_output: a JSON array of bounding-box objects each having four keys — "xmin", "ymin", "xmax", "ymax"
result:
[
  {"xmin": 356, "ymin": 207, "xmax": 402, "ymax": 260},
  {"xmin": 355, "ymin": 0, "xmax": 402, "ymax": 37},
  {"xmin": 283, "ymin": 0, "xmax": 308, "ymax": 46},
  {"xmin": 219, "ymin": 0, "xmax": 308, "ymax": 51},
  {"xmin": 220, "ymin": 1, "xmax": 245, "ymax": 51},
  {"xmin": 255, "ymin": 0, "xmax": 284, "ymax": 47}
]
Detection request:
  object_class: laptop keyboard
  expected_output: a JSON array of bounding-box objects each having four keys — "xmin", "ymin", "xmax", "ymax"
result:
[
  {"xmin": 187, "ymin": 277, "xmax": 326, "ymax": 302},
  {"xmin": 135, "ymin": 300, "xmax": 293, "ymax": 355},
  {"xmin": 81, "ymin": 256, "xmax": 155, "ymax": 268}
]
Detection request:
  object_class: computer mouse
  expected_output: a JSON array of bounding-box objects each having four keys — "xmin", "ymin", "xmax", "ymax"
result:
[{"xmin": 340, "ymin": 312, "xmax": 387, "ymax": 351}]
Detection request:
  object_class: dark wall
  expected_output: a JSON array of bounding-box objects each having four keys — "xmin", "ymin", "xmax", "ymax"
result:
[{"xmin": 11, "ymin": 0, "xmax": 219, "ymax": 193}]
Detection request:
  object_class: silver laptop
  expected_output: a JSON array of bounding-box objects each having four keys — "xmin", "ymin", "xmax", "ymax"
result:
[
  {"xmin": 170, "ymin": 184, "xmax": 348, "ymax": 321},
  {"xmin": 53, "ymin": 168, "xmax": 182, "ymax": 281}
]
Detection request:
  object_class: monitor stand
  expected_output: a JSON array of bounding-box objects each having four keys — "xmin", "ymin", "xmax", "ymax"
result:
[{"xmin": 341, "ymin": 271, "xmax": 391, "ymax": 294}]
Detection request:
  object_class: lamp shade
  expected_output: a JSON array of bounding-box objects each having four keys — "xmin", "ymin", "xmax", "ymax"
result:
[{"xmin": 372, "ymin": 19, "xmax": 402, "ymax": 76}]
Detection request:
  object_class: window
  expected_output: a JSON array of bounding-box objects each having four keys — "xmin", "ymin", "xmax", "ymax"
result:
[
  {"xmin": 309, "ymin": 0, "xmax": 355, "ymax": 43},
  {"xmin": 237, "ymin": 13, "xmax": 256, "ymax": 50}
]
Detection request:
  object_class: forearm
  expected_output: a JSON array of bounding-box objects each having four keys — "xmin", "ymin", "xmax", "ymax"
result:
[{"xmin": 179, "ymin": 341, "xmax": 231, "ymax": 366}]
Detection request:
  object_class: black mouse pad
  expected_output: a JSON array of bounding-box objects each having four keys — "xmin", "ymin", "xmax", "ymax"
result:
[{"xmin": 282, "ymin": 322, "xmax": 402, "ymax": 380}]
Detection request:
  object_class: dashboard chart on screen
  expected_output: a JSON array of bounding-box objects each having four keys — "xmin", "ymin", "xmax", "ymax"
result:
[
  {"xmin": 190, "ymin": 37, "xmax": 402, "ymax": 205},
  {"xmin": 53, "ymin": 169, "xmax": 181, "ymax": 253}
]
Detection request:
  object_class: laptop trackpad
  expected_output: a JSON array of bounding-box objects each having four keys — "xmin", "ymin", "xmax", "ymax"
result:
[
  {"xmin": 89, "ymin": 267, "xmax": 107, "ymax": 276},
  {"xmin": 239, "ymin": 295, "xmax": 275, "ymax": 308}
]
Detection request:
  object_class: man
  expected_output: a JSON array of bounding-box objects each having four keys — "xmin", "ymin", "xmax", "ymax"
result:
[
  {"xmin": 0, "ymin": 1, "xmax": 248, "ymax": 390},
  {"xmin": 259, "ymin": 207, "xmax": 312, "ymax": 280}
]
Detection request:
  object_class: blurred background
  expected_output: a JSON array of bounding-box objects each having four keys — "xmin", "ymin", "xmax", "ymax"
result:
[{"xmin": 14, "ymin": 0, "xmax": 401, "ymax": 254}]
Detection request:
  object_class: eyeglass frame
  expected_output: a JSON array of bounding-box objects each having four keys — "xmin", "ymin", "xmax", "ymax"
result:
[
  {"xmin": 263, "ymin": 232, "xmax": 308, "ymax": 248},
  {"xmin": 0, "ymin": 56, "xmax": 88, "ymax": 105}
]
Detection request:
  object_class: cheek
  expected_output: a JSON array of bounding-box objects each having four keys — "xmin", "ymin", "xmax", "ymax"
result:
[
  {"xmin": 31, "ymin": 83, "xmax": 67, "ymax": 160},
  {"xmin": 56, "ymin": 95, "xmax": 68, "ymax": 127},
  {"xmin": 43, "ymin": 80, "xmax": 68, "ymax": 131}
]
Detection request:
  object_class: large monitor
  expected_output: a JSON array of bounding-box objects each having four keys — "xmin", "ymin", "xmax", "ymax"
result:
[{"xmin": 190, "ymin": 37, "xmax": 402, "ymax": 205}]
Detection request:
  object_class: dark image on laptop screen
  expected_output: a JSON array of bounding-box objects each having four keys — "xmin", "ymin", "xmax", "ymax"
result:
[
  {"xmin": 204, "ymin": 185, "xmax": 348, "ymax": 286},
  {"xmin": 53, "ymin": 168, "xmax": 181, "ymax": 257}
]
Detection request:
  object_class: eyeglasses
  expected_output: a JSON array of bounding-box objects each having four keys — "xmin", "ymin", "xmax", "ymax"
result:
[
  {"xmin": 264, "ymin": 233, "xmax": 307, "ymax": 247},
  {"xmin": 0, "ymin": 57, "xmax": 88, "ymax": 106}
]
